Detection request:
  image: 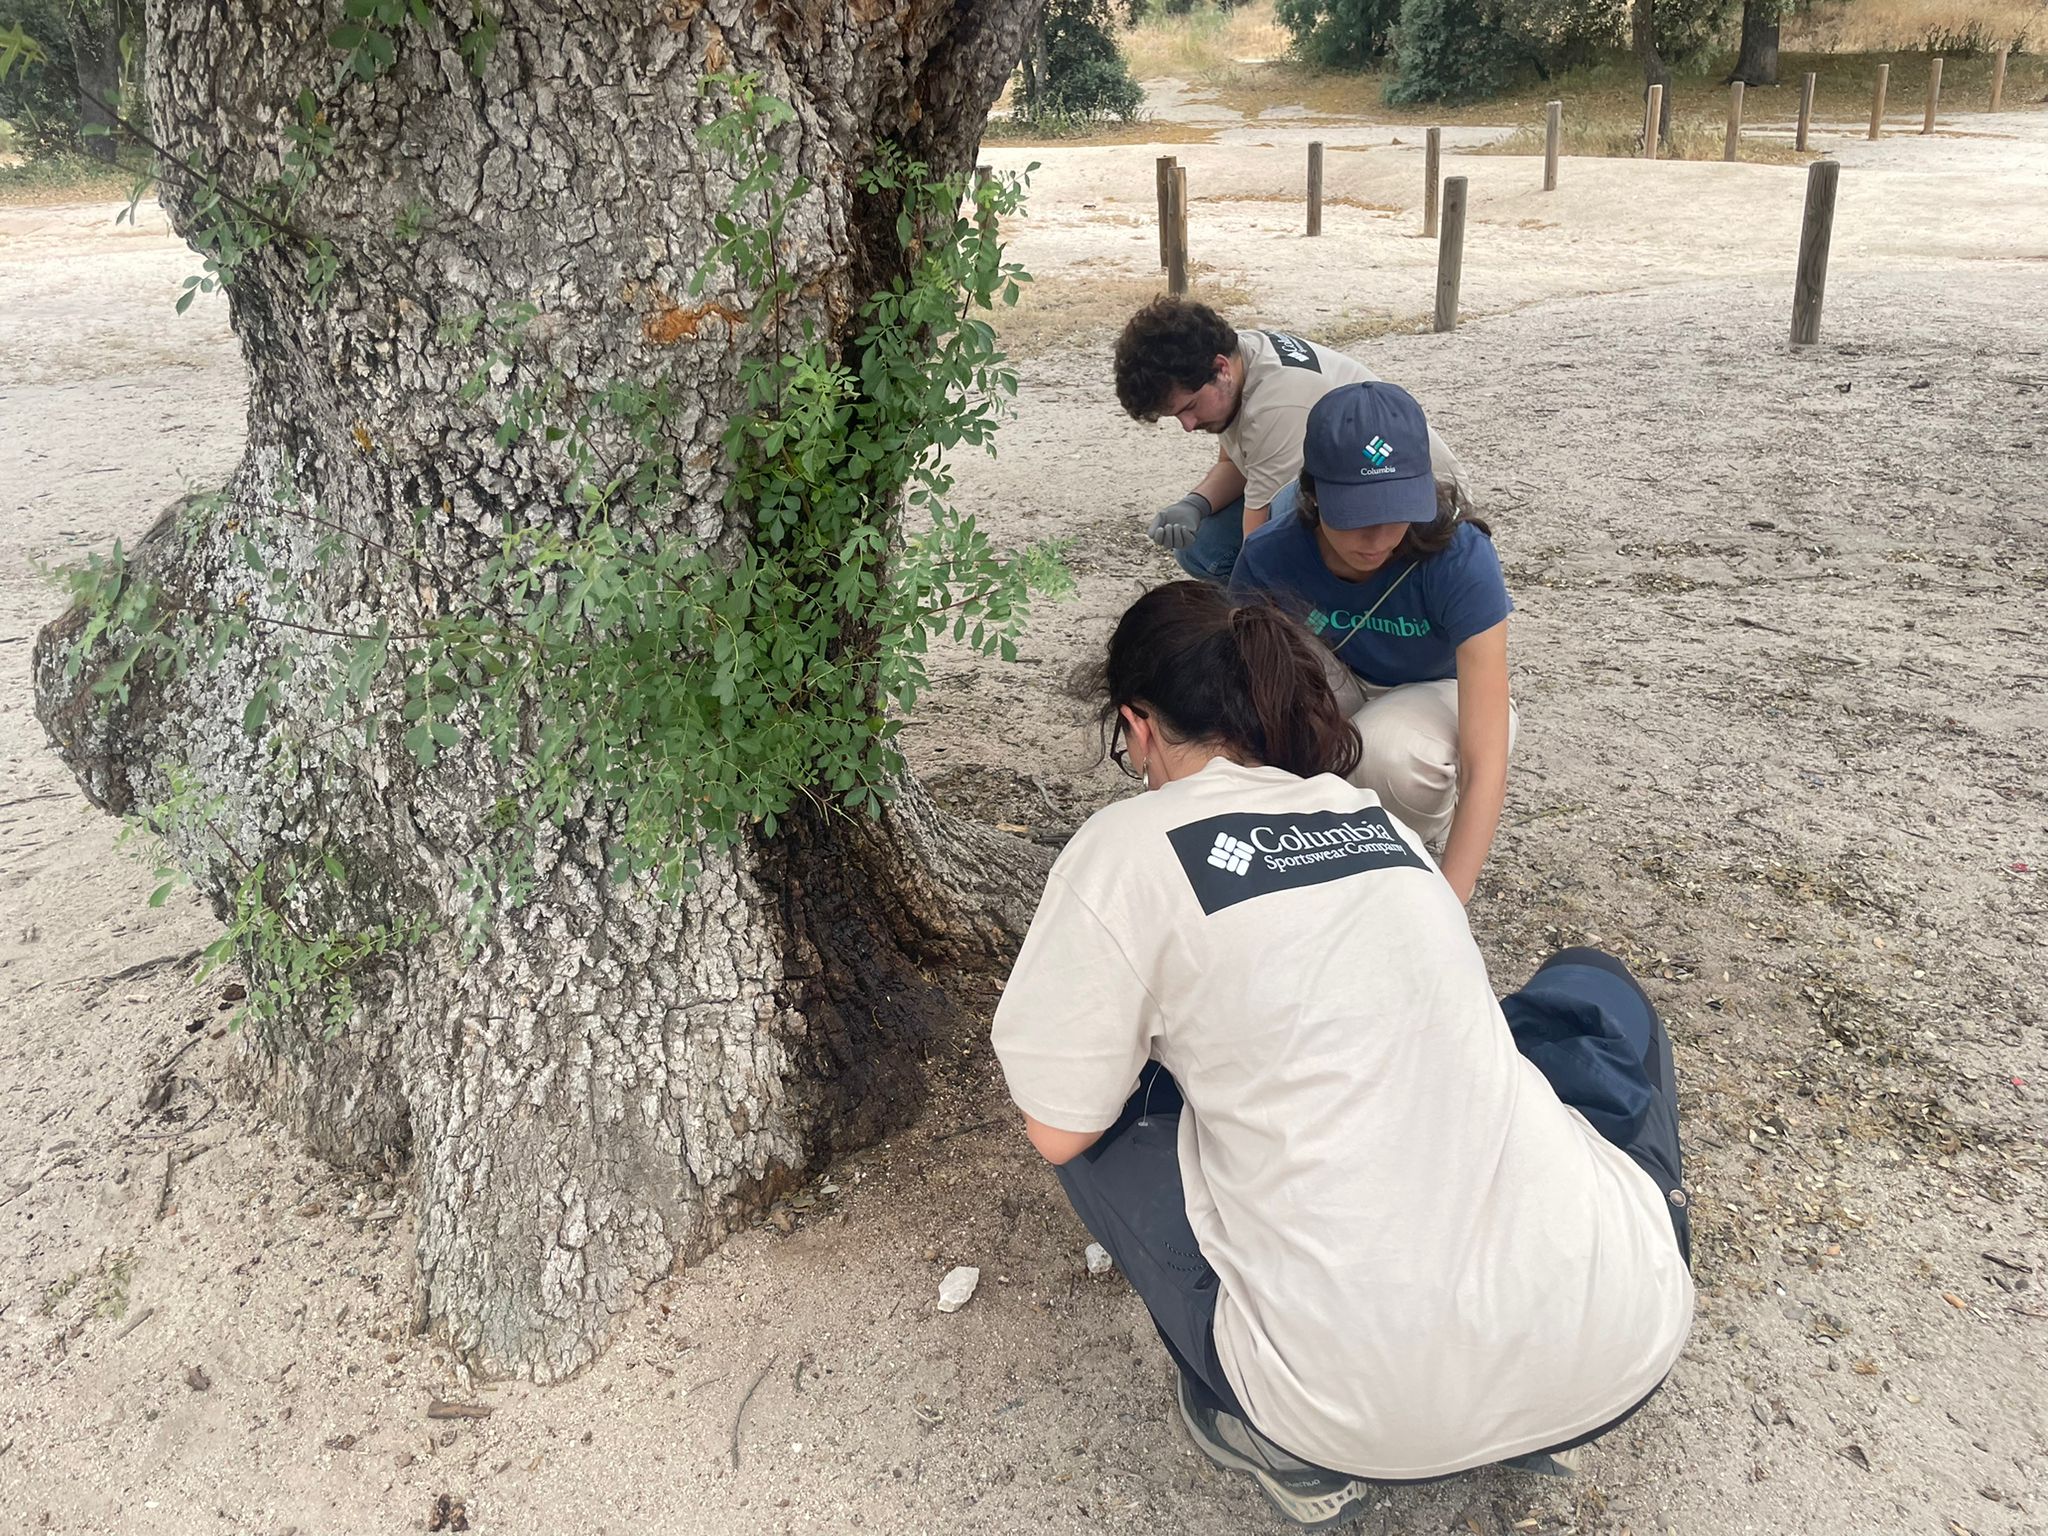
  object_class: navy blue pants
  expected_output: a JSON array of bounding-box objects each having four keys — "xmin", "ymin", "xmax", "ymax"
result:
[{"xmin": 1053, "ymin": 947, "xmax": 1690, "ymax": 1473}]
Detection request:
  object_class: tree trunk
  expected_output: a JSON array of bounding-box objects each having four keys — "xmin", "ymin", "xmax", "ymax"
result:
[
  {"xmin": 68, "ymin": 0, "xmax": 121, "ymax": 163},
  {"xmin": 1731, "ymin": 2, "xmax": 1781, "ymax": 88},
  {"xmin": 34, "ymin": 0, "xmax": 1049, "ymax": 1383},
  {"xmin": 1633, "ymin": 0, "xmax": 1672, "ymax": 146}
]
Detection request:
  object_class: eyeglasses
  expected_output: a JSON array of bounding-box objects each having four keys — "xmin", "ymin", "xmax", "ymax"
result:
[{"xmin": 1110, "ymin": 715, "xmax": 1143, "ymax": 780}]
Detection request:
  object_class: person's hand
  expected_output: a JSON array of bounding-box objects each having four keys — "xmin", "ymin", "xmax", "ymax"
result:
[{"xmin": 1147, "ymin": 492, "xmax": 1211, "ymax": 551}]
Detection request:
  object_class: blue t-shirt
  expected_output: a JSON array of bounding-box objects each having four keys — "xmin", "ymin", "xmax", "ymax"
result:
[{"xmin": 1230, "ymin": 514, "xmax": 1512, "ymax": 686}]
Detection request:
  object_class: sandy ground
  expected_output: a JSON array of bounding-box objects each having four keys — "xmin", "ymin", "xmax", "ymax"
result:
[{"xmin": 2, "ymin": 96, "xmax": 2046, "ymax": 1536}]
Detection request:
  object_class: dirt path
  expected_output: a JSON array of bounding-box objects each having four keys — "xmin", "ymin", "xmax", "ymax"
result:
[{"xmin": 1, "ymin": 111, "xmax": 2043, "ymax": 1536}]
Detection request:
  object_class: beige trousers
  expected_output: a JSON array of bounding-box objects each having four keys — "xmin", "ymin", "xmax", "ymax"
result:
[{"xmin": 1320, "ymin": 654, "xmax": 1518, "ymax": 846}]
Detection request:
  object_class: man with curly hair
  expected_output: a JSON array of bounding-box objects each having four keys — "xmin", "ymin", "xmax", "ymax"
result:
[{"xmin": 1114, "ymin": 297, "xmax": 1469, "ymax": 583}]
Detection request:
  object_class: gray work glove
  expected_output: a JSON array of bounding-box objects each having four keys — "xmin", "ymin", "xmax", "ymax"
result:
[{"xmin": 1148, "ymin": 491, "xmax": 1213, "ymax": 552}]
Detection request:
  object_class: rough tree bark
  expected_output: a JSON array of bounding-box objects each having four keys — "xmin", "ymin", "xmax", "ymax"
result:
[
  {"xmin": 32, "ymin": 0, "xmax": 1050, "ymax": 1382},
  {"xmin": 1730, "ymin": 0, "xmax": 1781, "ymax": 87}
]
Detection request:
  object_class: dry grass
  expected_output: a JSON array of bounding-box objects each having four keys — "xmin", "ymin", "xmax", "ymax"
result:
[
  {"xmin": 1317, "ymin": 309, "xmax": 1434, "ymax": 347},
  {"xmin": 0, "ymin": 152, "xmax": 149, "ymax": 208},
  {"xmin": 1784, "ymin": 0, "xmax": 2043, "ymax": 52},
  {"xmin": 1122, "ymin": 3, "xmax": 1290, "ymax": 81},
  {"xmin": 1194, "ymin": 189, "xmax": 1402, "ymax": 212},
  {"xmin": 990, "ymin": 267, "xmax": 1253, "ymax": 359},
  {"xmin": 1205, "ymin": 50, "xmax": 2042, "ymax": 127},
  {"xmin": 1474, "ymin": 112, "xmax": 1810, "ymax": 165},
  {"xmin": 981, "ymin": 117, "xmax": 1217, "ymax": 148}
]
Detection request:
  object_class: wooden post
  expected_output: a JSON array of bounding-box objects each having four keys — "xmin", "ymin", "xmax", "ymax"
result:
[
  {"xmin": 1155, "ymin": 155, "xmax": 1175, "ymax": 270},
  {"xmin": 1790, "ymin": 159, "xmax": 1839, "ymax": 347},
  {"xmin": 1990, "ymin": 47, "xmax": 2009, "ymax": 112},
  {"xmin": 1796, "ymin": 71, "xmax": 1816, "ymax": 151},
  {"xmin": 1869, "ymin": 62, "xmax": 1889, "ymax": 139},
  {"xmin": 1175, "ymin": 165, "xmax": 1189, "ymax": 278},
  {"xmin": 1167, "ymin": 165, "xmax": 1188, "ymax": 297},
  {"xmin": 1923, "ymin": 56, "xmax": 1943, "ymax": 134},
  {"xmin": 1423, "ymin": 127, "xmax": 1442, "ymax": 237},
  {"xmin": 1433, "ymin": 175, "xmax": 1467, "ymax": 334},
  {"xmin": 1306, "ymin": 141, "xmax": 1324, "ymax": 237},
  {"xmin": 1725, "ymin": 80, "xmax": 1745, "ymax": 161},
  {"xmin": 1643, "ymin": 83, "xmax": 1663, "ymax": 160},
  {"xmin": 1543, "ymin": 100, "xmax": 1561, "ymax": 191}
]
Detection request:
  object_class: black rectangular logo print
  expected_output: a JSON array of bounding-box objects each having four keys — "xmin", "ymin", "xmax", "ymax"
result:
[{"xmin": 1166, "ymin": 807, "xmax": 1430, "ymax": 915}]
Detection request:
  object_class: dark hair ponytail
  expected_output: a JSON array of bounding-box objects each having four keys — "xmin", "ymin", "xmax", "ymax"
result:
[{"xmin": 1082, "ymin": 582, "xmax": 1361, "ymax": 781}]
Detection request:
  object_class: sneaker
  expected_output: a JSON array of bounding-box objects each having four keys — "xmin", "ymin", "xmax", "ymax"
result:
[
  {"xmin": 1176, "ymin": 1372, "xmax": 1375, "ymax": 1531},
  {"xmin": 1499, "ymin": 1445, "xmax": 1583, "ymax": 1478}
]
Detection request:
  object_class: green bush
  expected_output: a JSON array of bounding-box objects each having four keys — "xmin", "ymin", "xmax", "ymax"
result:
[
  {"xmin": 1276, "ymin": 0, "xmax": 1404, "ymax": 67},
  {"xmin": 1653, "ymin": 0, "xmax": 1737, "ymax": 69},
  {"xmin": 1383, "ymin": 0, "xmax": 1527, "ymax": 103},
  {"xmin": 1495, "ymin": 0, "xmax": 1622, "ymax": 72}
]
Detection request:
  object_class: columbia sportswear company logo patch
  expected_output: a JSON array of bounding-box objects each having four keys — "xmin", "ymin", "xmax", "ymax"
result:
[
  {"xmin": 1207, "ymin": 833, "xmax": 1254, "ymax": 876},
  {"xmin": 1262, "ymin": 330, "xmax": 1321, "ymax": 371},
  {"xmin": 1305, "ymin": 609, "xmax": 1333, "ymax": 636},
  {"xmin": 1362, "ymin": 435, "xmax": 1392, "ymax": 468},
  {"xmin": 1167, "ymin": 807, "xmax": 1430, "ymax": 915}
]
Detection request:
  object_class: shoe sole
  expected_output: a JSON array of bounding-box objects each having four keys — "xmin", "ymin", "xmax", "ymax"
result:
[{"xmin": 1177, "ymin": 1384, "xmax": 1374, "ymax": 1533}]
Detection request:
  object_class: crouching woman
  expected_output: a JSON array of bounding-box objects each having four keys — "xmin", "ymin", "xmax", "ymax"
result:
[
  {"xmin": 1230, "ymin": 380, "xmax": 1513, "ymax": 904},
  {"xmin": 992, "ymin": 582, "xmax": 1692, "ymax": 1528}
]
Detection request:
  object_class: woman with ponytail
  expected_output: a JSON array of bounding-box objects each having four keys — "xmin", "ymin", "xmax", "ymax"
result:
[{"xmin": 991, "ymin": 582, "xmax": 1694, "ymax": 1527}]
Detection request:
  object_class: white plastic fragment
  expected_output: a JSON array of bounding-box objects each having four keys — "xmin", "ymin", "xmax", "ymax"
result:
[
  {"xmin": 1085, "ymin": 1243, "xmax": 1114, "ymax": 1277},
  {"xmin": 936, "ymin": 1265, "xmax": 981, "ymax": 1313}
]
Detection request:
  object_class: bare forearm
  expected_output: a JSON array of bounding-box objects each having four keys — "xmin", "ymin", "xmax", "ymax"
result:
[
  {"xmin": 1444, "ymin": 622, "xmax": 1512, "ymax": 904},
  {"xmin": 1438, "ymin": 756, "xmax": 1505, "ymax": 904}
]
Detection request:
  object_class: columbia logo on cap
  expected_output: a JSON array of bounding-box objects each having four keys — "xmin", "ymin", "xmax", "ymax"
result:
[{"xmin": 1362, "ymin": 435, "xmax": 1392, "ymax": 468}]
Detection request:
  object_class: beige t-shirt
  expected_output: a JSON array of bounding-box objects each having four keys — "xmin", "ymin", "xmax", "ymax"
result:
[
  {"xmin": 992, "ymin": 760, "xmax": 1694, "ymax": 1479},
  {"xmin": 1219, "ymin": 330, "xmax": 1468, "ymax": 512}
]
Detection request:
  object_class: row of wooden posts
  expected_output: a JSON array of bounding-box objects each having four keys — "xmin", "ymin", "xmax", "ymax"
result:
[
  {"xmin": 1152, "ymin": 49, "xmax": 2007, "ymax": 349},
  {"xmin": 1641, "ymin": 45, "xmax": 2008, "ymax": 161}
]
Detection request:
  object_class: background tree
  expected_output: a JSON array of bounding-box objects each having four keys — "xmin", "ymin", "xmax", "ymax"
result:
[
  {"xmin": 1276, "ymin": 0, "xmax": 1405, "ymax": 69},
  {"xmin": 1635, "ymin": 0, "xmax": 1672, "ymax": 141},
  {"xmin": 63, "ymin": 0, "xmax": 117, "ymax": 160},
  {"xmin": 1730, "ymin": 0, "xmax": 1782, "ymax": 85},
  {"xmin": 1016, "ymin": 0, "xmax": 1144, "ymax": 123},
  {"xmin": 0, "ymin": 0, "xmax": 140, "ymax": 158},
  {"xmin": 30, "ymin": 0, "xmax": 1054, "ymax": 1382},
  {"xmin": 1637, "ymin": 0, "xmax": 1738, "ymax": 140},
  {"xmin": 2, "ymin": 1, "xmax": 76, "ymax": 152},
  {"xmin": 1383, "ymin": 0, "xmax": 1530, "ymax": 104}
]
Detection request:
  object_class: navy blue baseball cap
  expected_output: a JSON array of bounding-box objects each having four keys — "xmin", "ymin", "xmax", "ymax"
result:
[{"xmin": 1302, "ymin": 381, "xmax": 1438, "ymax": 529}]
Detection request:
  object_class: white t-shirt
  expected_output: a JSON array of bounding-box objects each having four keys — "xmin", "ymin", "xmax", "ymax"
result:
[
  {"xmin": 991, "ymin": 760, "xmax": 1694, "ymax": 1479},
  {"xmin": 1218, "ymin": 330, "xmax": 1469, "ymax": 512}
]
